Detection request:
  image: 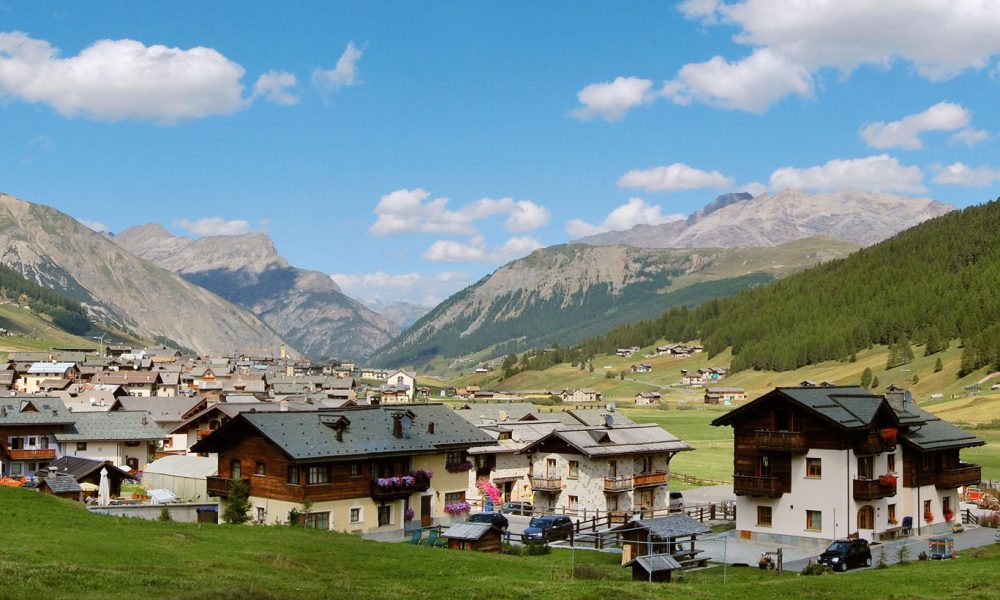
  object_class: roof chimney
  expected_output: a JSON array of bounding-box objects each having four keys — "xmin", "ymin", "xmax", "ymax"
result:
[{"xmin": 392, "ymin": 413, "xmax": 404, "ymax": 438}]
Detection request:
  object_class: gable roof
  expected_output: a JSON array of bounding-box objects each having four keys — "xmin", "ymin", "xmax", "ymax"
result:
[
  {"xmin": 617, "ymin": 515, "xmax": 711, "ymax": 539},
  {"xmin": 520, "ymin": 423, "xmax": 691, "ymax": 457},
  {"xmin": 39, "ymin": 473, "xmax": 82, "ymax": 494},
  {"xmin": 0, "ymin": 396, "xmax": 74, "ymax": 425},
  {"xmin": 624, "ymin": 554, "xmax": 682, "ymax": 573},
  {"xmin": 711, "ymin": 386, "xmax": 897, "ymax": 430},
  {"xmin": 443, "ymin": 522, "xmax": 497, "ymax": 541},
  {"xmin": 192, "ymin": 404, "xmax": 496, "ymax": 461},
  {"xmin": 54, "ymin": 411, "xmax": 168, "ymax": 442},
  {"xmin": 47, "ymin": 455, "xmax": 132, "ymax": 481}
]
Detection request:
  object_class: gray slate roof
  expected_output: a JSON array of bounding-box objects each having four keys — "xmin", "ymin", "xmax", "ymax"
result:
[
  {"xmin": 54, "ymin": 411, "xmax": 168, "ymax": 442},
  {"xmin": 521, "ymin": 423, "xmax": 692, "ymax": 457},
  {"xmin": 624, "ymin": 553, "xmax": 681, "ymax": 572},
  {"xmin": 712, "ymin": 386, "xmax": 891, "ymax": 430},
  {"xmin": 625, "ymin": 515, "xmax": 711, "ymax": 539},
  {"xmin": 443, "ymin": 522, "xmax": 496, "ymax": 540},
  {"xmin": 40, "ymin": 473, "xmax": 83, "ymax": 494},
  {"xmin": 0, "ymin": 397, "xmax": 75, "ymax": 425},
  {"xmin": 195, "ymin": 404, "xmax": 496, "ymax": 461}
]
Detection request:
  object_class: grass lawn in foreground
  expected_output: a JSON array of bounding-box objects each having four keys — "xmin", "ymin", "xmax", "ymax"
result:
[{"xmin": 2, "ymin": 486, "xmax": 1000, "ymax": 599}]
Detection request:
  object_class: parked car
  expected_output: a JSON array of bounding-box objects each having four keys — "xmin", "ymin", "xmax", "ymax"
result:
[
  {"xmin": 467, "ymin": 512, "xmax": 509, "ymax": 532},
  {"xmin": 669, "ymin": 491, "xmax": 684, "ymax": 512},
  {"xmin": 500, "ymin": 501, "xmax": 533, "ymax": 515},
  {"xmin": 523, "ymin": 515, "xmax": 573, "ymax": 542},
  {"xmin": 817, "ymin": 538, "xmax": 872, "ymax": 572}
]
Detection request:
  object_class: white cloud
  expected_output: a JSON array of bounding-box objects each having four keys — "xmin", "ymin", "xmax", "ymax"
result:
[
  {"xmin": 679, "ymin": 0, "xmax": 723, "ymax": 23},
  {"xmin": 566, "ymin": 198, "xmax": 685, "ymax": 238},
  {"xmin": 769, "ymin": 154, "xmax": 926, "ymax": 194},
  {"xmin": 330, "ymin": 270, "xmax": 470, "ymax": 306},
  {"xmin": 312, "ymin": 41, "xmax": 362, "ymax": 91},
  {"xmin": 950, "ymin": 127, "xmax": 991, "ymax": 147},
  {"xmin": 422, "ymin": 235, "xmax": 543, "ymax": 264},
  {"xmin": 931, "ymin": 162, "xmax": 1000, "ymax": 187},
  {"xmin": 571, "ymin": 76, "xmax": 654, "ymax": 122},
  {"xmin": 618, "ymin": 163, "xmax": 734, "ymax": 193},
  {"xmin": 251, "ymin": 70, "xmax": 298, "ymax": 105},
  {"xmin": 661, "ymin": 48, "xmax": 813, "ymax": 114},
  {"xmin": 78, "ymin": 219, "xmax": 110, "ymax": 233},
  {"xmin": 737, "ymin": 182, "xmax": 767, "ymax": 197},
  {"xmin": 860, "ymin": 102, "xmax": 970, "ymax": 150},
  {"xmin": 174, "ymin": 217, "xmax": 253, "ymax": 237},
  {"xmin": 0, "ymin": 31, "xmax": 247, "ymax": 122},
  {"xmin": 369, "ymin": 188, "xmax": 549, "ymax": 236}
]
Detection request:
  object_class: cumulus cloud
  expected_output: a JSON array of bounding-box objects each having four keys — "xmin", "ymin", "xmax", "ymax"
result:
[
  {"xmin": 566, "ymin": 198, "xmax": 685, "ymax": 238},
  {"xmin": 618, "ymin": 163, "xmax": 735, "ymax": 193},
  {"xmin": 571, "ymin": 76, "xmax": 654, "ymax": 122},
  {"xmin": 78, "ymin": 219, "xmax": 110, "ymax": 233},
  {"xmin": 737, "ymin": 182, "xmax": 768, "ymax": 197},
  {"xmin": 950, "ymin": 127, "xmax": 991, "ymax": 147},
  {"xmin": 931, "ymin": 162, "xmax": 1000, "ymax": 187},
  {"xmin": 312, "ymin": 41, "xmax": 362, "ymax": 91},
  {"xmin": 769, "ymin": 154, "xmax": 926, "ymax": 194},
  {"xmin": 369, "ymin": 188, "xmax": 549, "ymax": 236},
  {"xmin": 251, "ymin": 70, "xmax": 298, "ymax": 105},
  {"xmin": 0, "ymin": 31, "xmax": 247, "ymax": 122},
  {"xmin": 174, "ymin": 217, "xmax": 253, "ymax": 237},
  {"xmin": 860, "ymin": 102, "xmax": 971, "ymax": 150},
  {"xmin": 422, "ymin": 235, "xmax": 543, "ymax": 264},
  {"xmin": 661, "ymin": 48, "xmax": 813, "ymax": 114},
  {"xmin": 330, "ymin": 270, "xmax": 470, "ymax": 306}
]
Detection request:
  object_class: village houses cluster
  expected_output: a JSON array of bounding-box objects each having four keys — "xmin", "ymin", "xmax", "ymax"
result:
[{"xmin": 0, "ymin": 343, "xmax": 984, "ymax": 556}]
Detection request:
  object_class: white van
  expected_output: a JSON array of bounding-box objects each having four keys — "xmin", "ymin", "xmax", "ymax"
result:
[{"xmin": 669, "ymin": 491, "xmax": 684, "ymax": 512}]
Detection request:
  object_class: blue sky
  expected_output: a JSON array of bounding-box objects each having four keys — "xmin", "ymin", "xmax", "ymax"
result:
[{"xmin": 2, "ymin": 1, "xmax": 1000, "ymax": 307}]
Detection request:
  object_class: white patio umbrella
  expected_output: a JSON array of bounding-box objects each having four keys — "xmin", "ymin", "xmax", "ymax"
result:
[{"xmin": 98, "ymin": 467, "xmax": 110, "ymax": 507}]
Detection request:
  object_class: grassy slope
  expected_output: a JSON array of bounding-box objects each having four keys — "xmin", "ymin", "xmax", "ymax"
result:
[
  {"xmin": 1, "ymin": 486, "xmax": 999, "ymax": 600},
  {"xmin": 0, "ymin": 304, "xmax": 97, "ymax": 352}
]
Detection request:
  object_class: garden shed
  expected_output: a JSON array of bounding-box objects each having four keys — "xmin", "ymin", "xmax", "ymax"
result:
[
  {"xmin": 623, "ymin": 553, "xmax": 681, "ymax": 582},
  {"xmin": 614, "ymin": 514, "xmax": 711, "ymax": 569},
  {"xmin": 442, "ymin": 522, "xmax": 502, "ymax": 552}
]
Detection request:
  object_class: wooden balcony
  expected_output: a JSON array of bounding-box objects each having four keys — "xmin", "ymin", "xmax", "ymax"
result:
[
  {"xmin": 935, "ymin": 464, "xmax": 981, "ymax": 489},
  {"xmin": 853, "ymin": 478, "xmax": 897, "ymax": 500},
  {"xmin": 8, "ymin": 448, "xmax": 57, "ymax": 460},
  {"xmin": 369, "ymin": 472, "xmax": 432, "ymax": 501},
  {"xmin": 206, "ymin": 476, "xmax": 250, "ymax": 499},
  {"xmin": 754, "ymin": 430, "xmax": 807, "ymax": 454},
  {"xmin": 733, "ymin": 474, "xmax": 783, "ymax": 498},
  {"xmin": 530, "ymin": 475, "xmax": 562, "ymax": 492},
  {"xmin": 633, "ymin": 470, "xmax": 669, "ymax": 488},
  {"xmin": 855, "ymin": 432, "xmax": 896, "ymax": 455},
  {"xmin": 604, "ymin": 476, "xmax": 633, "ymax": 493}
]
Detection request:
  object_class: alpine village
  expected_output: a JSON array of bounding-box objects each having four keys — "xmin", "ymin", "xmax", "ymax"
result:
[{"xmin": 4, "ymin": 3, "xmax": 1000, "ymax": 599}]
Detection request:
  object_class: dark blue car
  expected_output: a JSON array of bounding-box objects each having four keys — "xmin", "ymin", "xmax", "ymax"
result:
[{"xmin": 522, "ymin": 515, "xmax": 573, "ymax": 542}]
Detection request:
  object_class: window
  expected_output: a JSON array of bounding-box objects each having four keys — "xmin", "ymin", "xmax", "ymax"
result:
[
  {"xmin": 28, "ymin": 437, "xmax": 36, "ymax": 447},
  {"xmin": 758, "ymin": 455, "xmax": 771, "ymax": 477},
  {"xmin": 305, "ymin": 512, "xmax": 330, "ymax": 530},
  {"xmin": 231, "ymin": 460, "xmax": 242, "ymax": 480},
  {"xmin": 858, "ymin": 455, "xmax": 874, "ymax": 480},
  {"xmin": 757, "ymin": 506, "xmax": 772, "ymax": 526},
  {"xmin": 923, "ymin": 499, "xmax": 932, "ymax": 520},
  {"xmin": 287, "ymin": 466, "xmax": 300, "ymax": 485},
  {"xmin": 446, "ymin": 451, "xmax": 465, "ymax": 466},
  {"xmin": 858, "ymin": 505, "xmax": 874, "ymax": 529},
  {"xmin": 943, "ymin": 496, "xmax": 952, "ymax": 516},
  {"xmin": 444, "ymin": 491, "xmax": 466, "ymax": 505},
  {"xmin": 308, "ymin": 465, "xmax": 329, "ymax": 484},
  {"xmin": 567, "ymin": 461, "xmax": 579, "ymax": 479},
  {"xmin": 377, "ymin": 504, "xmax": 392, "ymax": 527},
  {"xmin": 350, "ymin": 507, "xmax": 362, "ymax": 524},
  {"xmin": 806, "ymin": 457, "xmax": 822, "ymax": 478},
  {"xmin": 76, "ymin": 442, "xmax": 88, "ymax": 451},
  {"xmin": 256, "ymin": 507, "xmax": 266, "ymax": 523},
  {"xmin": 568, "ymin": 495, "xmax": 579, "ymax": 511},
  {"xmin": 547, "ymin": 458, "xmax": 557, "ymax": 478},
  {"xmin": 350, "ymin": 463, "xmax": 362, "ymax": 477},
  {"xmin": 806, "ymin": 510, "xmax": 822, "ymax": 531},
  {"xmin": 255, "ymin": 461, "xmax": 266, "ymax": 476},
  {"xmin": 10, "ymin": 463, "xmax": 22, "ymax": 475},
  {"xmin": 607, "ymin": 459, "xmax": 617, "ymax": 478},
  {"xmin": 887, "ymin": 452, "xmax": 896, "ymax": 473},
  {"xmin": 887, "ymin": 504, "xmax": 898, "ymax": 525}
]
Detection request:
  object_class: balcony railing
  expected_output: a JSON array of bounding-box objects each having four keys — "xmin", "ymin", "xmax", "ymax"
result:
[
  {"xmin": 8, "ymin": 448, "xmax": 57, "ymax": 460},
  {"xmin": 530, "ymin": 476, "xmax": 562, "ymax": 492},
  {"xmin": 935, "ymin": 464, "xmax": 981, "ymax": 489},
  {"xmin": 853, "ymin": 478, "xmax": 897, "ymax": 500},
  {"xmin": 754, "ymin": 430, "xmax": 808, "ymax": 453},
  {"xmin": 633, "ymin": 470, "xmax": 669, "ymax": 488},
  {"xmin": 855, "ymin": 432, "xmax": 896, "ymax": 455},
  {"xmin": 206, "ymin": 476, "xmax": 249, "ymax": 499},
  {"xmin": 369, "ymin": 471, "xmax": 432, "ymax": 501},
  {"xmin": 604, "ymin": 476, "xmax": 633, "ymax": 493},
  {"xmin": 734, "ymin": 474, "xmax": 783, "ymax": 498}
]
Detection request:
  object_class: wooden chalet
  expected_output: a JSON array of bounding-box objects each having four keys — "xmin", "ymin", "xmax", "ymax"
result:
[{"xmin": 712, "ymin": 386, "xmax": 983, "ymax": 542}]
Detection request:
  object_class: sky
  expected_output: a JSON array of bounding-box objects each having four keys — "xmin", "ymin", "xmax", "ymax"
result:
[{"xmin": 2, "ymin": 1, "xmax": 1000, "ymax": 308}]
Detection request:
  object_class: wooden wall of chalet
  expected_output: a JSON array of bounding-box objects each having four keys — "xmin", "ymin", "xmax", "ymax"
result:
[
  {"xmin": 901, "ymin": 446, "xmax": 959, "ymax": 488},
  {"xmin": 218, "ymin": 433, "xmax": 374, "ymax": 503}
]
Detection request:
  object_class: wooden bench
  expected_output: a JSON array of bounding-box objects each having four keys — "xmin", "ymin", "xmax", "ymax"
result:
[{"xmin": 678, "ymin": 557, "xmax": 709, "ymax": 569}]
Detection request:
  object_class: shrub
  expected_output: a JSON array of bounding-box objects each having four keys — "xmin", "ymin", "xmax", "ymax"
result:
[
  {"xmin": 895, "ymin": 542, "xmax": 911, "ymax": 564},
  {"xmin": 876, "ymin": 547, "xmax": 888, "ymax": 569},
  {"xmin": 222, "ymin": 479, "xmax": 251, "ymax": 524},
  {"xmin": 801, "ymin": 562, "xmax": 826, "ymax": 576},
  {"xmin": 918, "ymin": 551, "xmax": 928, "ymax": 561},
  {"xmin": 524, "ymin": 542, "xmax": 551, "ymax": 556},
  {"xmin": 158, "ymin": 507, "xmax": 172, "ymax": 522},
  {"xmin": 656, "ymin": 402, "xmax": 671, "ymax": 411},
  {"xmin": 979, "ymin": 511, "xmax": 1000, "ymax": 528}
]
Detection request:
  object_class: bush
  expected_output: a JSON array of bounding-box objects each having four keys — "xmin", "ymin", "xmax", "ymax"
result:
[
  {"xmin": 918, "ymin": 551, "xmax": 928, "ymax": 561},
  {"xmin": 801, "ymin": 562, "xmax": 826, "ymax": 576},
  {"xmin": 158, "ymin": 507, "xmax": 172, "ymax": 522},
  {"xmin": 524, "ymin": 542, "xmax": 551, "ymax": 556},
  {"xmin": 877, "ymin": 547, "xmax": 888, "ymax": 569},
  {"xmin": 895, "ymin": 542, "xmax": 911, "ymax": 564},
  {"xmin": 222, "ymin": 479, "xmax": 251, "ymax": 524},
  {"xmin": 656, "ymin": 403, "xmax": 671, "ymax": 411},
  {"xmin": 980, "ymin": 511, "xmax": 1000, "ymax": 528}
]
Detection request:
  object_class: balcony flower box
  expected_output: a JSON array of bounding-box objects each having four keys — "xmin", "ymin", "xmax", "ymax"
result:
[
  {"xmin": 944, "ymin": 511, "xmax": 955, "ymax": 522},
  {"xmin": 880, "ymin": 428, "xmax": 898, "ymax": 443},
  {"xmin": 445, "ymin": 461, "xmax": 474, "ymax": 473},
  {"xmin": 878, "ymin": 474, "xmax": 898, "ymax": 487},
  {"xmin": 444, "ymin": 501, "xmax": 471, "ymax": 515},
  {"xmin": 404, "ymin": 508, "xmax": 415, "ymax": 521},
  {"xmin": 375, "ymin": 470, "xmax": 433, "ymax": 489},
  {"xmin": 924, "ymin": 513, "xmax": 934, "ymax": 523}
]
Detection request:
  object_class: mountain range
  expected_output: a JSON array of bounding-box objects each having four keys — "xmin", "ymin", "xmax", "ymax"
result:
[
  {"xmin": 113, "ymin": 224, "xmax": 399, "ymax": 361},
  {"xmin": 0, "ymin": 193, "xmax": 287, "ymax": 356}
]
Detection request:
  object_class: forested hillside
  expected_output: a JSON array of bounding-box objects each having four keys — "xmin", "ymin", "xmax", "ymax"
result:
[
  {"xmin": 566, "ymin": 198, "xmax": 1000, "ymax": 374},
  {"xmin": 0, "ymin": 263, "xmax": 90, "ymax": 335}
]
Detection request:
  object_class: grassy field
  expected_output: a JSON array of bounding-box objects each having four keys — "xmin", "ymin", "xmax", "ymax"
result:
[{"xmin": 1, "ymin": 486, "xmax": 999, "ymax": 599}]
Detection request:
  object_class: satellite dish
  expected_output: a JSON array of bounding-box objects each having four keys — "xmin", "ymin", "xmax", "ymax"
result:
[{"xmin": 89, "ymin": 397, "xmax": 96, "ymax": 405}]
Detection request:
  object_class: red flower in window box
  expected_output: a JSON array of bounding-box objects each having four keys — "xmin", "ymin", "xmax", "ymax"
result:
[
  {"xmin": 878, "ymin": 474, "xmax": 897, "ymax": 487},
  {"xmin": 880, "ymin": 428, "xmax": 898, "ymax": 443},
  {"xmin": 924, "ymin": 513, "xmax": 934, "ymax": 523},
  {"xmin": 944, "ymin": 511, "xmax": 955, "ymax": 522}
]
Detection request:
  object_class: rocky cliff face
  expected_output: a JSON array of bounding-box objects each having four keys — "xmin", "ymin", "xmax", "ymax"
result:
[
  {"xmin": 577, "ymin": 190, "xmax": 954, "ymax": 248},
  {"xmin": 0, "ymin": 193, "xmax": 289, "ymax": 355},
  {"xmin": 113, "ymin": 225, "xmax": 399, "ymax": 361}
]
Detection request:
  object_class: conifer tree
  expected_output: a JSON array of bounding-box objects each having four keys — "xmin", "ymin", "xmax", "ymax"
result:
[
  {"xmin": 934, "ymin": 357, "xmax": 943, "ymax": 372},
  {"xmin": 861, "ymin": 367, "xmax": 873, "ymax": 388},
  {"xmin": 871, "ymin": 376, "xmax": 880, "ymax": 389}
]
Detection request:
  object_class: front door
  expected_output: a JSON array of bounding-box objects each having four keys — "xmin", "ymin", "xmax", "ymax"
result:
[{"xmin": 420, "ymin": 495, "xmax": 432, "ymax": 528}]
